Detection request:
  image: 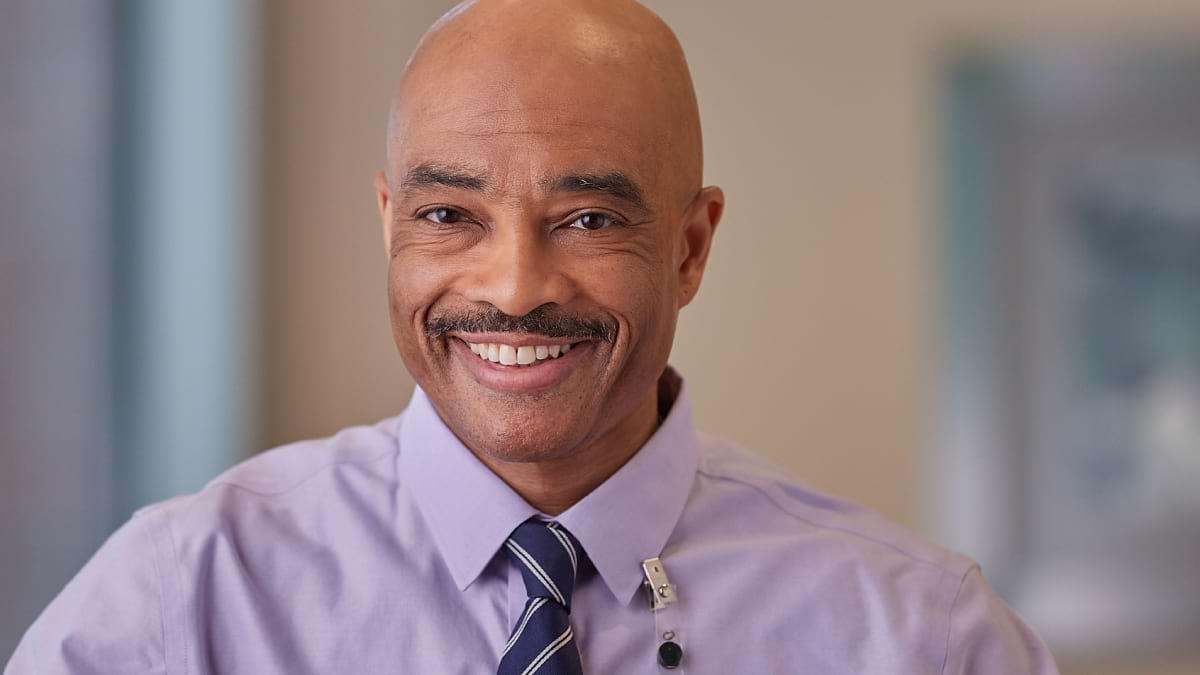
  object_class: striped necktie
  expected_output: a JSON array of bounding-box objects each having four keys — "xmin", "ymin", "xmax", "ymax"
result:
[{"xmin": 497, "ymin": 519, "xmax": 585, "ymax": 675}]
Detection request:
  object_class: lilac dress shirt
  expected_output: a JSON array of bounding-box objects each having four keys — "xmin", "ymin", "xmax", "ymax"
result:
[{"xmin": 6, "ymin": 375, "xmax": 1059, "ymax": 674}]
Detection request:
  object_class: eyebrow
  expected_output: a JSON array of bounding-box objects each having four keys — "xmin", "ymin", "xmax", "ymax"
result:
[
  {"xmin": 399, "ymin": 164, "xmax": 651, "ymax": 212},
  {"xmin": 551, "ymin": 172, "xmax": 650, "ymax": 211},
  {"xmin": 401, "ymin": 163, "xmax": 489, "ymax": 192}
]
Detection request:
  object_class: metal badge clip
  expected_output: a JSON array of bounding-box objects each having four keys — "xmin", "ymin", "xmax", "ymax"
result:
[{"xmin": 641, "ymin": 556, "xmax": 676, "ymax": 611}]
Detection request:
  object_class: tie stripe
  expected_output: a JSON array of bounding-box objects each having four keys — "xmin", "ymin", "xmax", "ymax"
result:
[
  {"xmin": 502, "ymin": 598, "xmax": 548, "ymax": 657},
  {"xmin": 546, "ymin": 522, "xmax": 578, "ymax": 574},
  {"xmin": 520, "ymin": 627, "xmax": 573, "ymax": 675},
  {"xmin": 505, "ymin": 540, "xmax": 566, "ymax": 606},
  {"xmin": 497, "ymin": 519, "xmax": 585, "ymax": 675}
]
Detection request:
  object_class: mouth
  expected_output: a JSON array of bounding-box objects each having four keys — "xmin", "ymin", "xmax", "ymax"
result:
[
  {"xmin": 447, "ymin": 334, "xmax": 593, "ymax": 392},
  {"xmin": 465, "ymin": 339, "xmax": 574, "ymax": 366}
]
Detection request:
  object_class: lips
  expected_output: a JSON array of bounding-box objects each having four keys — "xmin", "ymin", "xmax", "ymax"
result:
[{"xmin": 450, "ymin": 336, "xmax": 590, "ymax": 392}]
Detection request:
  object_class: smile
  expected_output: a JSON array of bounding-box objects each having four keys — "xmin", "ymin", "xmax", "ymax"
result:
[
  {"xmin": 466, "ymin": 341, "xmax": 574, "ymax": 366},
  {"xmin": 451, "ymin": 335, "xmax": 591, "ymax": 393}
]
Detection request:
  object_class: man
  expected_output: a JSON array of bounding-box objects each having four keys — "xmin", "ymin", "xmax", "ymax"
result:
[{"xmin": 7, "ymin": 0, "xmax": 1059, "ymax": 673}]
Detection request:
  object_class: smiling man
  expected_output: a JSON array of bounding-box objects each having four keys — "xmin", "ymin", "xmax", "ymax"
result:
[{"xmin": 7, "ymin": 1, "xmax": 1059, "ymax": 674}]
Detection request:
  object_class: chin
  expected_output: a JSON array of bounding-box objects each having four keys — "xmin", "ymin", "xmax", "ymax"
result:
[{"xmin": 459, "ymin": 409, "xmax": 590, "ymax": 465}]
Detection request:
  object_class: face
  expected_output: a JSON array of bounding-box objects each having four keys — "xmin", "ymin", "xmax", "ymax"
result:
[{"xmin": 376, "ymin": 48, "xmax": 721, "ymax": 464}]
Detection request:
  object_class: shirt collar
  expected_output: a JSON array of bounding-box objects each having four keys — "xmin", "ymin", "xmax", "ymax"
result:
[{"xmin": 398, "ymin": 367, "xmax": 699, "ymax": 606}]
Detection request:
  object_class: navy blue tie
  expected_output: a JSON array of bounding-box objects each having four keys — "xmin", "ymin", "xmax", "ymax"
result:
[{"xmin": 496, "ymin": 519, "xmax": 585, "ymax": 675}]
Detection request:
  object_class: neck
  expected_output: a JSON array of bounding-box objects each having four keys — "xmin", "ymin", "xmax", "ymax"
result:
[{"xmin": 477, "ymin": 388, "xmax": 661, "ymax": 515}]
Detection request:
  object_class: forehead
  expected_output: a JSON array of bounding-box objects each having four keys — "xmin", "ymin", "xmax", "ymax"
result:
[{"xmin": 391, "ymin": 56, "xmax": 671, "ymax": 194}]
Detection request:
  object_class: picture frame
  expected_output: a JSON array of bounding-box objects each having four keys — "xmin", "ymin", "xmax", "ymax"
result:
[{"xmin": 934, "ymin": 47, "xmax": 1200, "ymax": 658}]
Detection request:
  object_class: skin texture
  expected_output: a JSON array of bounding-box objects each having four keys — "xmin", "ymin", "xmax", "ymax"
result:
[{"xmin": 375, "ymin": 0, "xmax": 724, "ymax": 514}]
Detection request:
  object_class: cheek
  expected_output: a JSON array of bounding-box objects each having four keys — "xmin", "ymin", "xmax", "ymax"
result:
[
  {"xmin": 386, "ymin": 260, "xmax": 420, "ymax": 366},
  {"xmin": 625, "ymin": 238, "xmax": 683, "ymax": 362},
  {"xmin": 386, "ymin": 248, "xmax": 458, "ymax": 368},
  {"xmin": 572, "ymin": 243, "xmax": 677, "ymax": 353}
]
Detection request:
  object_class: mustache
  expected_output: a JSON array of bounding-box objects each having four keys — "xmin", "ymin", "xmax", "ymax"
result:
[{"xmin": 424, "ymin": 305, "xmax": 617, "ymax": 343}]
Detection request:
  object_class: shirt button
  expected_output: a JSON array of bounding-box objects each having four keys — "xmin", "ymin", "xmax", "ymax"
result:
[{"xmin": 657, "ymin": 640, "xmax": 683, "ymax": 669}]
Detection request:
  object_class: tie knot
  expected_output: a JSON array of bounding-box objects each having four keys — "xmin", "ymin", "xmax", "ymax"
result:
[{"xmin": 504, "ymin": 519, "xmax": 583, "ymax": 612}]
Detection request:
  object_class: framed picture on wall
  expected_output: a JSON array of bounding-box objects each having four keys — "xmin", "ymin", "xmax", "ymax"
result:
[{"xmin": 935, "ymin": 47, "xmax": 1200, "ymax": 659}]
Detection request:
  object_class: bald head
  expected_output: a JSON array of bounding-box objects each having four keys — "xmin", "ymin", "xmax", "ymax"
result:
[{"xmin": 386, "ymin": 0, "xmax": 703, "ymax": 203}]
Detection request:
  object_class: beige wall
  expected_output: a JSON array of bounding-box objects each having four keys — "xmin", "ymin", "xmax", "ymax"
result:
[{"xmin": 262, "ymin": 4, "xmax": 1200, "ymax": 672}]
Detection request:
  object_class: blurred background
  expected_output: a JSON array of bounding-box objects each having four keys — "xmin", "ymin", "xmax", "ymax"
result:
[{"xmin": 2, "ymin": 1, "xmax": 1198, "ymax": 672}]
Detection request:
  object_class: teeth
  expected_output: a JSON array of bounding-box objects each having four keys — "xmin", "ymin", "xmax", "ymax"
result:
[
  {"xmin": 464, "ymin": 341, "xmax": 577, "ymax": 366},
  {"xmin": 498, "ymin": 344, "xmax": 517, "ymax": 365}
]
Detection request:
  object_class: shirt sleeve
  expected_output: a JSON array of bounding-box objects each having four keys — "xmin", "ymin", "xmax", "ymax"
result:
[
  {"xmin": 942, "ymin": 565, "xmax": 1060, "ymax": 675},
  {"xmin": 4, "ymin": 514, "xmax": 167, "ymax": 675}
]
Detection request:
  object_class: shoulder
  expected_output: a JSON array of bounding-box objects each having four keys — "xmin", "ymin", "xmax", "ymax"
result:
[
  {"xmin": 127, "ymin": 413, "xmax": 404, "ymax": 558},
  {"xmin": 120, "ymin": 415, "xmax": 407, "ymax": 602},
  {"xmin": 691, "ymin": 431, "xmax": 975, "ymax": 579},
  {"xmin": 198, "ymin": 415, "xmax": 401, "ymax": 497},
  {"xmin": 5, "ymin": 417, "xmax": 407, "ymax": 674},
  {"xmin": 137, "ymin": 415, "xmax": 403, "ymax": 527},
  {"xmin": 674, "ymin": 434, "xmax": 1058, "ymax": 673}
]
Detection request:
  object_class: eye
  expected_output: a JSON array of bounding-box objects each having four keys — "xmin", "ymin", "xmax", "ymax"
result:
[
  {"xmin": 568, "ymin": 212, "xmax": 620, "ymax": 231},
  {"xmin": 422, "ymin": 207, "xmax": 465, "ymax": 225}
]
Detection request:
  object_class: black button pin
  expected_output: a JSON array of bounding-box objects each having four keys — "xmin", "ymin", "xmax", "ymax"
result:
[{"xmin": 657, "ymin": 640, "xmax": 683, "ymax": 669}]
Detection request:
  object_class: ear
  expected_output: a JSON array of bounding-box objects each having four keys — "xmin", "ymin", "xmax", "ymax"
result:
[
  {"xmin": 374, "ymin": 170, "xmax": 393, "ymax": 255},
  {"xmin": 675, "ymin": 185, "xmax": 724, "ymax": 308}
]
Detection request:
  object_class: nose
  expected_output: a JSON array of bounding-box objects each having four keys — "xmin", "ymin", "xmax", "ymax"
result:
[{"xmin": 461, "ymin": 219, "xmax": 574, "ymax": 317}]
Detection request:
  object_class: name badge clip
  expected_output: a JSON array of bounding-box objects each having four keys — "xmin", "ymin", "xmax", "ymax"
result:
[{"xmin": 641, "ymin": 556, "xmax": 676, "ymax": 611}]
